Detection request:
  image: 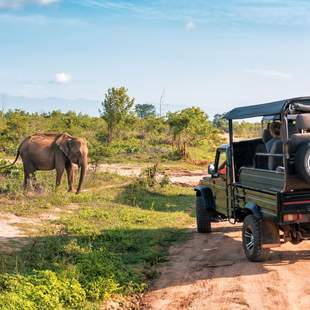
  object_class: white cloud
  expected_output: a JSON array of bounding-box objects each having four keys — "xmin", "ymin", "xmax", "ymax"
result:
[
  {"xmin": 0, "ymin": 0, "xmax": 59, "ymax": 9},
  {"xmin": 246, "ymin": 69, "xmax": 292, "ymax": 80},
  {"xmin": 185, "ymin": 21, "xmax": 196, "ymax": 31},
  {"xmin": 53, "ymin": 72, "xmax": 72, "ymax": 84}
]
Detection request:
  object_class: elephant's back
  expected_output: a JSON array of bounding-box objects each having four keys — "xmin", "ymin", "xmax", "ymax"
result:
[
  {"xmin": 21, "ymin": 134, "xmax": 56, "ymax": 151},
  {"xmin": 20, "ymin": 134, "xmax": 57, "ymax": 169}
]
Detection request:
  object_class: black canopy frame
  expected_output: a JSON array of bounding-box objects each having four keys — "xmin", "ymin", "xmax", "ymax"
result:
[
  {"xmin": 225, "ymin": 96, "xmax": 310, "ymax": 120},
  {"xmin": 225, "ymin": 96, "xmax": 310, "ymax": 191}
]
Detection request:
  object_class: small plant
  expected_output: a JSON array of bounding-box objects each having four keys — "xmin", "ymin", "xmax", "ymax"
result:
[
  {"xmin": 159, "ymin": 173, "xmax": 171, "ymax": 187},
  {"xmin": 140, "ymin": 163, "xmax": 159, "ymax": 187},
  {"xmin": 138, "ymin": 164, "xmax": 171, "ymax": 188}
]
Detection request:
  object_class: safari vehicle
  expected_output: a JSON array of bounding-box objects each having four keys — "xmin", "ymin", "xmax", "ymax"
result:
[{"xmin": 195, "ymin": 97, "xmax": 310, "ymax": 261}]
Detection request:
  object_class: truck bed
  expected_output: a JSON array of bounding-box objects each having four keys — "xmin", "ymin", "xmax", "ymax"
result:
[{"xmin": 239, "ymin": 167, "xmax": 284, "ymax": 192}]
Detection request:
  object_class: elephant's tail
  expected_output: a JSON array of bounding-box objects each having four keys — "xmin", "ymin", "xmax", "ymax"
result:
[{"xmin": 0, "ymin": 145, "xmax": 21, "ymax": 170}]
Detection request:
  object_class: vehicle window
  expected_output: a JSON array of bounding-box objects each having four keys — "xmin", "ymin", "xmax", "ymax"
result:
[{"xmin": 217, "ymin": 151, "xmax": 227, "ymax": 175}]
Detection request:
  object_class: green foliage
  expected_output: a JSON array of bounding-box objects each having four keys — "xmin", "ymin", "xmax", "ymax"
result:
[
  {"xmin": 0, "ymin": 105, "xmax": 228, "ymax": 166},
  {"xmin": 135, "ymin": 104, "xmax": 156, "ymax": 118},
  {"xmin": 138, "ymin": 164, "xmax": 171, "ymax": 188},
  {"xmin": 100, "ymin": 87, "xmax": 135, "ymax": 143},
  {"xmin": 0, "ymin": 100, "xmax": 263, "ymax": 167},
  {"xmin": 0, "ymin": 110, "xmax": 105, "ymax": 156},
  {"xmin": 213, "ymin": 113, "xmax": 228, "ymax": 131},
  {"xmin": 0, "ymin": 271, "xmax": 86, "ymax": 309},
  {"xmin": 0, "ymin": 160, "xmax": 24, "ymax": 194},
  {"xmin": 167, "ymin": 107, "xmax": 221, "ymax": 158}
]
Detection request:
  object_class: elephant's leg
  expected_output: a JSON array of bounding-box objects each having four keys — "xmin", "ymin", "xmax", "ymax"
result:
[
  {"xmin": 23, "ymin": 169, "xmax": 31, "ymax": 190},
  {"xmin": 55, "ymin": 153, "xmax": 66, "ymax": 190},
  {"xmin": 56, "ymin": 168, "xmax": 65, "ymax": 188},
  {"xmin": 31, "ymin": 172, "xmax": 41, "ymax": 192},
  {"xmin": 65, "ymin": 162, "xmax": 74, "ymax": 192},
  {"xmin": 23, "ymin": 162, "xmax": 34, "ymax": 191}
]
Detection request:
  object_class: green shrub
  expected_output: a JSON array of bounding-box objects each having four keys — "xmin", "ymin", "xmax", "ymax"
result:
[{"xmin": 0, "ymin": 271, "xmax": 86, "ymax": 309}]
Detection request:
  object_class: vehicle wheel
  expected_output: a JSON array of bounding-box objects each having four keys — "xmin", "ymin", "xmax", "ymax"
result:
[
  {"xmin": 196, "ymin": 195, "xmax": 211, "ymax": 233},
  {"xmin": 242, "ymin": 215, "xmax": 270, "ymax": 262},
  {"xmin": 295, "ymin": 143, "xmax": 310, "ymax": 184}
]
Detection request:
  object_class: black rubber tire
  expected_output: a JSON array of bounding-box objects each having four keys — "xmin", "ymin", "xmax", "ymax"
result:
[
  {"xmin": 242, "ymin": 215, "xmax": 270, "ymax": 262},
  {"xmin": 295, "ymin": 143, "xmax": 310, "ymax": 184},
  {"xmin": 196, "ymin": 195, "xmax": 211, "ymax": 233}
]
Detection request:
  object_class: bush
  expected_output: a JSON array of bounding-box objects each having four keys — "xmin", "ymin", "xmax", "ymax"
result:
[
  {"xmin": 0, "ymin": 271, "xmax": 86, "ymax": 309},
  {"xmin": 0, "ymin": 160, "xmax": 24, "ymax": 194},
  {"xmin": 137, "ymin": 164, "xmax": 171, "ymax": 189},
  {"xmin": 0, "ymin": 160, "xmax": 23, "ymax": 177}
]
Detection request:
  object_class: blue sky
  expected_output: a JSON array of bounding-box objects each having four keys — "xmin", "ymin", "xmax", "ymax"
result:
[{"xmin": 1, "ymin": 0, "xmax": 310, "ymax": 117}]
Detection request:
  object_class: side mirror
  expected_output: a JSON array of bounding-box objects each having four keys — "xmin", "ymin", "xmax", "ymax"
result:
[{"xmin": 208, "ymin": 164, "xmax": 216, "ymax": 175}]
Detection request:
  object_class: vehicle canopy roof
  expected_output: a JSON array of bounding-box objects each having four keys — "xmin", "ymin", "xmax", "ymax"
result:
[{"xmin": 225, "ymin": 96, "xmax": 310, "ymax": 120}]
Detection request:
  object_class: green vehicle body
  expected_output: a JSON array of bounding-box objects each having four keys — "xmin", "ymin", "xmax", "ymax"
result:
[{"xmin": 195, "ymin": 97, "xmax": 310, "ymax": 261}]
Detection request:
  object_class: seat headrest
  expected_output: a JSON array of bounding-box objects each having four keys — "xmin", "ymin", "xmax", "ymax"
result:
[{"xmin": 296, "ymin": 114, "xmax": 310, "ymax": 130}]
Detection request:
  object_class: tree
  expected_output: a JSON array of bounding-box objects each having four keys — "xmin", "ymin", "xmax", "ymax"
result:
[
  {"xmin": 99, "ymin": 87, "xmax": 134, "ymax": 143},
  {"xmin": 167, "ymin": 107, "xmax": 215, "ymax": 158},
  {"xmin": 135, "ymin": 104, "xmax": 156, "ymax": 118},
  {"xmin": 213, "ymin": 113, "xmax": 228, "ymax": 131}
]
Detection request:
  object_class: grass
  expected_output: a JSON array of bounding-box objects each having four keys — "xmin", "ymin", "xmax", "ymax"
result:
[
  {"xmin": 89, "ymin": 140, "xmax": 217, "ymax": 171},
  {"xmin": 0, "ymin": 168, "xmax": 195, "ymax": 309}
]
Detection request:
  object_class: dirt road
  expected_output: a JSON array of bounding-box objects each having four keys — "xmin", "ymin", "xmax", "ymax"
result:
[{"xmin": 142, "ymin": 222, "xmax": 310, "ymax": 310}]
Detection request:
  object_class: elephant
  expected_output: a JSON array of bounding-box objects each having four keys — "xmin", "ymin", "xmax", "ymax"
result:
[{"xmin": 9, "ymin": 133, "xmax": 88, "ymax": 194}]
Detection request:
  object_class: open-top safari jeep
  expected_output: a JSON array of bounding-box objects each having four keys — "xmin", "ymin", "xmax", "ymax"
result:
[{"xmin": 195, "ymin": 97, "xmax": 310, "ymax": 261}]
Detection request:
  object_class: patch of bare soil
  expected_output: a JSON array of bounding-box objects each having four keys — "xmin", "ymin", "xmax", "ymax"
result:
[
  {"xmin": 0, "ymin": 212, "xmax": 35, "ymax": 253},
  {"xmin": 97, "ymin": 164, "xmax": 207, "ymax": 186},
  {"xmin": 0, "ymin": 203, "xmax": 80, "ymax": 253},
  {"xmin": 141, "ymin": 222, "xmax": 310, "ymax": 310}
]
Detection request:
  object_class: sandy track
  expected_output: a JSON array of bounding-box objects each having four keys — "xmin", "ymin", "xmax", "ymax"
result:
[
  {"xmin": 142, "ymin": 222, "xmax": 310, "ymax": 310},
  {"xmin": 97, "ymin": 164, "xmax": 207, "ymax": 186}
]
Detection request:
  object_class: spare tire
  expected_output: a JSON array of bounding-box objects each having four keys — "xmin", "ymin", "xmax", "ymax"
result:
[{"xmin": 295, "ymin": 143, "xmax": 310, "ymax": 183}]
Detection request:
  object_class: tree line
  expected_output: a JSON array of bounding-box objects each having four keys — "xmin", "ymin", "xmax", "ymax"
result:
[{"xmin": 0, "ymin": 87, "xmax": 260, "ymax": 165}]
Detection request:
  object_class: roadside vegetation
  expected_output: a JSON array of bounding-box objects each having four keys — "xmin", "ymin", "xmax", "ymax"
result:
[{"xmin": 0, "ymin": 163, "xmax": 194, "ymax": 309}]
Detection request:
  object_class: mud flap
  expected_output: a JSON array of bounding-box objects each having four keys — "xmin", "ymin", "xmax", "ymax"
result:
[{"xmin": 261, "ymin": 220, "xmax": 280, "ymax": 248}]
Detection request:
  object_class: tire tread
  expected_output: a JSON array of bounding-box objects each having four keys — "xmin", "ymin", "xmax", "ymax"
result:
[{"xmin": 196, "ymin": 196, "xmax": 211, "ymax": 233}]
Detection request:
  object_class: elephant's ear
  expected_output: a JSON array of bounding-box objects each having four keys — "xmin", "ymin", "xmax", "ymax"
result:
[{"xmin": 55, "ymin": 134, "xmax": 72, "ymax": 157}]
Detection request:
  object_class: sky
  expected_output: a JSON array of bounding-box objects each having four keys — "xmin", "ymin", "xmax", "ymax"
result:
[{"xmin": 1, "ymin": 0, "xmax": 310, "ymax": 117}]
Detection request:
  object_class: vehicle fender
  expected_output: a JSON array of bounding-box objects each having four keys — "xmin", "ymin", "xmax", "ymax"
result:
[
  {"xmin": 244, "ymin": 202, "xmax": 263, "ymax": 219},
  {"xmin": 194, "ymin": 186, "xmax": 215, "ymax": 210}
]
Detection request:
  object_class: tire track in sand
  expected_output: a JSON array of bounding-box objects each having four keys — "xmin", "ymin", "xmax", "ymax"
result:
[{"xmin": 142, "ymin": 222, "xmax": 310, "ymax": 310}]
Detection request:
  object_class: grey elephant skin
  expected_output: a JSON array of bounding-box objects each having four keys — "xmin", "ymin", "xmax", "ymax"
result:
[{"xmin": 10, "ymin": 133, "xmax": 88, "ymax": 194}]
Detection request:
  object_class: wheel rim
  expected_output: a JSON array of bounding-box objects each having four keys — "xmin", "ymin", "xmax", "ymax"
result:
[{"xmin": 244, "ymin": 228, "xmax": 254, "ymax": 252}]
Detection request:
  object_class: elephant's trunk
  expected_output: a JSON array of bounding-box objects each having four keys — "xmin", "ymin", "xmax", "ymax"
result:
[{"xmin": 76, "ymin": 158, "xmax": 87, "ymax": 194}]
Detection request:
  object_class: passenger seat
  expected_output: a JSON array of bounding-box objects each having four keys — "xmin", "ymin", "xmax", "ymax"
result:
[{"xmin": 268, "ymin": 139, "xmax": 283, "ymax": 170}]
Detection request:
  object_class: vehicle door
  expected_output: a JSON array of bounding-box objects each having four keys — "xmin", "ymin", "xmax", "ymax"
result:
[{"xmin": 212, "ymin": 148, "xmax": 227, "ymax": 216}]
